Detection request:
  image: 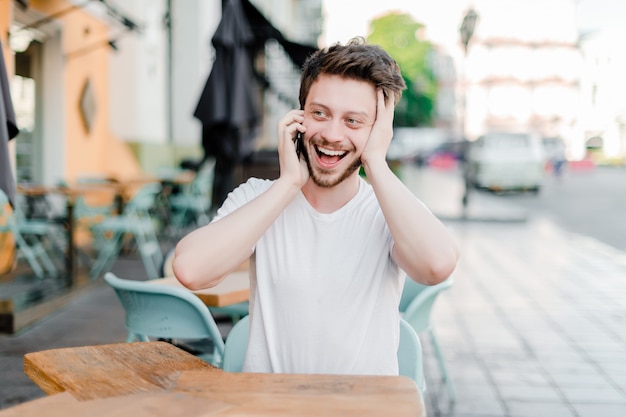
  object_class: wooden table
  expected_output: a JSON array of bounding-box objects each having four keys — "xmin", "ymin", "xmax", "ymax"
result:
[
  {"xmin": 9, "ymin": 341, "xmax": 424, "ymax": 416},
  {"xmin": 148, "ymin": 271, "xmax": 249, "ymax": 307}
]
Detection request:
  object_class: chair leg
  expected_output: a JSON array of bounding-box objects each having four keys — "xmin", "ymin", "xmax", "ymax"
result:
[
  {"xmin": 13, "ymin": 232, "xmax": 45, "ymax": 278},
  {"xmin": 34, "ymin": 245, "xmax": 58, "ymax": 275},
  {"xmin": 135, "ymin": 225, "xmax": 162, "ymax": 280},
  {"xmin": 126, "ymin": 332, "xmax": 149, "ymax": 342},
  {"xmin": 429, "ymin": 328, "xmax": 456, "ymax": 404},
  {"xmin": 30, "ymin": 237, "xmax": 59, "ymax": 276},
  {"xmin": 89, "ymin": 231, "xmax": 123, "ymax": 279}
]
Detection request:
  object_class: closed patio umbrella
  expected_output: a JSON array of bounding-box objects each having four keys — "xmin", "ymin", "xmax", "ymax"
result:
[
  {"xmin": 0, "ymin": 40, "xmax": 19, "ymax": 274},
  {"xmin": 193, "ymin": 0, "xmax": 315, "ymax": 208},
  {"xmin": 194, "ymin": 0, "xmax": 261, "ymax": 209},
  {"xmin": 0, "ymin": 40, "xmax": 19, "ymax": 208}
]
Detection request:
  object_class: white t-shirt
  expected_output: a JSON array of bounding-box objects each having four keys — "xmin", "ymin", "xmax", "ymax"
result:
[{"xmin": 213, "ymin": 177, "xmax": 404, "ymax": 375}]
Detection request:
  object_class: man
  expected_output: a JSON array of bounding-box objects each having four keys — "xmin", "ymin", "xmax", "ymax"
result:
[{"xmin": 174, "ymin": 38, "xmax": 459, "ymax": 375}]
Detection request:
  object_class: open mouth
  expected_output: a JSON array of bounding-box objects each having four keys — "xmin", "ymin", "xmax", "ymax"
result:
[{"xmin": 315, "ymin": 145, "xmax": 348, "ymax": 166}]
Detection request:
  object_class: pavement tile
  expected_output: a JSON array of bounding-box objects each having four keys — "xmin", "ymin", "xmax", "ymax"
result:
[
  {"xmin": 506, "ymin": 400, "xmax": 577, "ymax": 417},
  {"xmin": 572, "ymin": 403, "xmax": 626, "ymax": 417},
  {"xmin": 498, "ymin": 384, "xmax": 564, "ymax": 402},
  {"xmin": 562, "ymin": 385, "xmax": 626, "ymax": 403}
]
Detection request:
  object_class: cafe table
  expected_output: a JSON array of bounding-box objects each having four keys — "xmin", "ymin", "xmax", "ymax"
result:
[
  {"xmin": 17, "ymin": 182, "xmax": 121, "ymax": 284},
  {"xmin": 5, "ymin": 341, "xmax": 425, "ymax": 416},
  {"xmin": 148, "ymin": 270, "xmax": 250, "ymax": 308}
]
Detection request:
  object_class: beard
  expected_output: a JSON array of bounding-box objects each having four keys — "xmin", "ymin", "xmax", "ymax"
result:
[{"xmin": 302, "ymin": 144, "xmax": 362, "ymax": 188}]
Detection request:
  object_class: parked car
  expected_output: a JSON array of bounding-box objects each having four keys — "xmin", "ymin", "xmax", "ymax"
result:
[
  {"xmin": 467, "ymin": 132, "xmax": 545, "ymax": 192},
  {"xmin": 387, "ymin": 127, "xmax": 448, "ymax": 165}
]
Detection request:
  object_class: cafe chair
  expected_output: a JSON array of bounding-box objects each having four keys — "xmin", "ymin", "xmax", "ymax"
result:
[
  {"xmin": 0, "ymin": 189, "xmax": 61, "ymax": 278},
  {"xmin": 221, "ymin": 314, "xmax": 250, "ymax": 372},
  {"xmin": 398, "ymin": 317, "xmax": 426, "ymax": 392},
  {"xmin": 56, "ymin": 177, "xmax": 118, "ymax": 233},
  {"xmin": 400, "ymin": 276, "xmax": 456, "ymax": 403},
  {"xmin": 222, "ymin": 315, "xmax": 426, "ymax": 392},
  {"xmin": 169, "ymin": 159, "xmax": 215, "ymax": 231},
  {"xmin": 90, "ymin": 183, "xmax": 164, "ymax": 280},
  {"xmin": 160, "ymin": 248, "xmax": 249, "ymax": 324},
  {"xmin": 104, "ymin": 272, "xmax": 225, "ymax": 367}
]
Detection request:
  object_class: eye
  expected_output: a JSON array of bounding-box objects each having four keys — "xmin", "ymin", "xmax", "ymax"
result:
[
  {"xmin": 345, "ymin": 118, "xmax": 364, "ymax": 128},
  {"xmin": 312, "ymin": 110, "xmax": 327, "ymax": 119}
]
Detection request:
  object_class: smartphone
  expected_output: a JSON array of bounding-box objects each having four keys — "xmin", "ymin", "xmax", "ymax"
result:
[{"xmin": 295, "ymin": 131, "xmax": 303, "ymax": 158}]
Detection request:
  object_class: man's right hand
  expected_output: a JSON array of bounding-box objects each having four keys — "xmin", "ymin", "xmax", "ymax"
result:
[{"xmin": 277, "ymin": 110, "xmax": 309, "ymax": 188}]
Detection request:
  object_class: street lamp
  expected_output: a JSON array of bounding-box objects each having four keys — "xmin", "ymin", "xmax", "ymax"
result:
[
  {"xmin": 458, "ymin": 6, "xmax": 478, "ymax": 137},
  {"xmin": 460, "ymin": 8, "xmax": 478, "ymax": 54},
  {"xmin": 458, "ymin": 7, "xmax": 478, "ymax": 213}
]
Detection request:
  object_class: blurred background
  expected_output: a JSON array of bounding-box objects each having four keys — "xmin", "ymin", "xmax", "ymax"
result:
[{"xmin": 2, "ymin": 0, "xmax": 626, "ymax": 187}]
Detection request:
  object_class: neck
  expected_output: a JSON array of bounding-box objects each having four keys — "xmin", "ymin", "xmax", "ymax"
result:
[{"xmin": 301, "ymin": 172, "xmax": 361, "ymax": 214}]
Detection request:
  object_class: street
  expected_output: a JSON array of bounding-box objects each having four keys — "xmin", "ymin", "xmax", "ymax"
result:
[
  {"xmin": 500, "ymin": 165, "xmax": 626, "ymax": 252},
  {"xmin": 400, "ymin": 162, "xmax": 626, "ymax": 253}
]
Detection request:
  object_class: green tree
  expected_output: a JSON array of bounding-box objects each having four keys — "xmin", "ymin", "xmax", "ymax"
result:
[{"xmin": 367, "ymin": 12, "xmax": 437, "ymax": 127}]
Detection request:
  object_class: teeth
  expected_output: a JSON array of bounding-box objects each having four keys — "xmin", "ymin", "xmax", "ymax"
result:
[{"xmin": 317, "ymin": 147, "xmax": 346, "ymax": 157}]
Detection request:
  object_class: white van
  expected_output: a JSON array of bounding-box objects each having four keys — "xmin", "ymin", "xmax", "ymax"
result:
[{"xmin": 467, "ymin": 132, "xmax": 545, "ymax": 192}]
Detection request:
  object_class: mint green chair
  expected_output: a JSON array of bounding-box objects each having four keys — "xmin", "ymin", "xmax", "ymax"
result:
[
  {"xmin": 222, "ymin": 315, "xmax": 425, "ymax": 391},
  {"xmin": 169, "ymin": 159, "xmax": 215, "ymax": 230},
  {"xmin": 160, "ymin": 248, "xmax": 249, "ymax": 324},
  {"xmin": 104, "ymin": 272, "xmax": 225, "ymax": 367},
  {"xmin": 90, "ymin": 183, "xmax": 163, "ymax": 280},
  {"xmin": 221, "ymin": 314, "xmax": 250, "ymax": 372},
  {"xmin": 0, "ymin": 189, "xmax": 61, "ymax": 278},
  {"xmin": 401, "ymin": 277, "xmax": 455, "ymax": 403},
  {"xmin": 398, "ymin": 317, "xmax": 426, "ymax": 391}
]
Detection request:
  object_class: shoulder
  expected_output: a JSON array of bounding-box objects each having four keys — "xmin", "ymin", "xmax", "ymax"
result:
[
  {"xmin": 238, "ymin": 177, "xmax": 274, "ymax": 194},
  {"xmin": 214, "ymin": 177, "xmax": 275, "ymax": 220}
]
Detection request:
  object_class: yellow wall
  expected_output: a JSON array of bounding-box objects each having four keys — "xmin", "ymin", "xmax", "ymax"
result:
[
  {"xmin": 10, "ymin": 0, "xmax": 143, "ymax": 182},
  {"xmin": 0, "ymin": 1, "xmax": 11, "ymax": 72}
]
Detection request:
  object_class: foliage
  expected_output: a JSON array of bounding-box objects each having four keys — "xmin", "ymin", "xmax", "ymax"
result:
[{"xmin": 367, "ymin": 12, "xmax": 437, "ymax": 127}]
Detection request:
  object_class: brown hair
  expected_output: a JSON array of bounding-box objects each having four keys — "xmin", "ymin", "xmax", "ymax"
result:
[{"xmin": 299, "ymin": 37, "xmax": 406, "ymax": 109}]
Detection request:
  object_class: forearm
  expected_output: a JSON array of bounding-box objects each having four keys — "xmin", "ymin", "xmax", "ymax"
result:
[
  {"xmin": 173, "ymin": 178, "xmax": 300, "ymax": 290},
  {"xmin": 363, "ymin": 159, "xmax": 459, "ymax": 285}
]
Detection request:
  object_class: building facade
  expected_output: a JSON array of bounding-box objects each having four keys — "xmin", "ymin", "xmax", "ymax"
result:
[
  {"xmin": 461, "ymin": 0, "xmax": 582, "ymax": 156},
  {"xmin": 578, "ymin": 28, "xmax": 626, "ymax": 163},
  {"xmin": 1, "ymin": 0, "xmax": 321, "ymax": 186}
]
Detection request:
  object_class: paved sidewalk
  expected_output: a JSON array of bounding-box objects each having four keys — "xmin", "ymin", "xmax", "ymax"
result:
[
  {"xmin": 1, "ymin": 166, "xmax": 625, "ymax": 417},
  {"xmin": 410, "ymin": 166, "xmax": 626, "ymax": 417}
]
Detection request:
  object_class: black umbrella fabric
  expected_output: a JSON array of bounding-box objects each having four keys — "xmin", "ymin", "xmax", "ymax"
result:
[
  {"xmin": 0, "ymin": 40, "xmax": 19, "ymax": 208},
  {"xmin": 193, "ymin": 0, "xmax": 260, "ymax": 155},
  {"xmin": 193, "ymin": 0, "xmax": 316, "ymax": 208},
  {"xmin": 194, "ymin": 0, "xmax": 261, "ymax": 208}
]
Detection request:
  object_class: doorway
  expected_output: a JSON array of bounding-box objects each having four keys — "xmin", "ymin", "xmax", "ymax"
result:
[{"xmin": 12, "ymin": 39, "xmax": 42, "ymax": 184}]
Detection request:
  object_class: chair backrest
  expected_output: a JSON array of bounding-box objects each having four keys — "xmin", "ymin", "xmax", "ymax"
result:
[
  {"xmin": 222, "ymin": 314, "xmax": 250, "ymax": 372},
  {"xmin": 401, "ymin": 277, "xmax": 454, "ymax": 333},
  {"xmin": 0, "ymin": 189, "xmax": 16, "ymax": 231},
  {"xmin": 190, "ymin": 159, "xmax": 215, "ymax": 198},
  {"xmin": 104, "ymin": 272, "xmax": 225, "ymax": 365},
  {"xmin": 123, "ymin": 183, "xmax": 162, "ymax": 217},
  {"xmin": 0, "ymin": 189, "xmax": 40, "ymax": 233},
  {"xmin": 161, "ymin": 248, "xmax": 175, "ymax": 277},
  {"xmin": 398, "ymin": 317, "xmax": 426, "ymax": 391},
  {"xmin": 221, "ymin": 315, "xmax": 425, "ymax": 391}
]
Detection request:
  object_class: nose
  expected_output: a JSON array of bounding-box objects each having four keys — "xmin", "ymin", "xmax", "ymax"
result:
[{"xmin": 320, "ymin": 120, "xmax": 344, "ymax": 144}]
